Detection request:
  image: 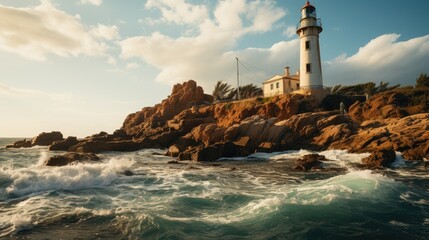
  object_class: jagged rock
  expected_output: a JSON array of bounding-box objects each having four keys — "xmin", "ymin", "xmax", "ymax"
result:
[
  {"xmin": 6, "ymin": 139, "xmax": 32, "ymax": 148},
  {"xmin": 233, "ymin": 136, "xmax": 251, "ymax": 148},
  {"xmin": 294, "ymin": 154, "xmax": 327, "ymax": 171},
  {"xmin": 32, "ymin": 131, "xmax": 63, "ymax": 146},
  {"xmin": 361, "ymin": 148, "xmax": 396, "ymax": 168},
  {"xmin": 192, "ymin": 145, "xmax": 223, "ymax": 162},
  {"xmin": 69, "ymin": 140, "xmax": 145, "ymax": 153},
  {"xmin": 403, "ymin": 141, "xmax": 429, "ymax": 161},
  {"xmin": 49, "ymin": 137, "xmax": 79, "ymax": 151},
  {"xmin": 256, "ymin": 142, "xmax": 278, "ymax": 153},
  {"xmin": 45, "ymin": 153, "xmax": 100, "ymax": 166},
  {"xmin": 348, "ymin": 90, "xmax": 426, "ymax": 123},
  {"xmin": 123, "ymin": 80, "xmax": 213, "ymax": 136}
]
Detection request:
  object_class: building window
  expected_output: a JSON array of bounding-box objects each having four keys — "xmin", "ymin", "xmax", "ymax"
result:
[
  {"xmin": 297, "ymin": 83, "xmax": 300, "ymax": 89},
  {"xmin": 276, "ymin": 82, "xmax": 279, "ymax": 89},
  {"xmin": 270, "ymin": 84, "xmax": 273, "ymax": 90},
  {"xmin": 305, "ymin": 41, "xmax": 310, "ymax": 50},
  {"xmin": 306, "ymin": 63, "xmax": 311, "ymax": 73}
]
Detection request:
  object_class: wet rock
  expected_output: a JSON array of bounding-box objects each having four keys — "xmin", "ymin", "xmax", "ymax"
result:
[
  {"xmin": 32, "ymin": 131, "xmax": 63, "ymax": 146},
  {"xmin": 123, "ymin": 170, "xmax": 134, "ymax": 176},
  {"xmin": 49, "ymin": 137, "xmax": 79, "ymax": 151},
  {"xmin": 45, "ymin": 153, "xmax": 100, "ymax": 166},
  {"xmin": 193, "ymin": 145, "xmax": 223, "ymax": 162},
  {"xmin": 256, "ymin": 142, "xmax": 278, "ymax": 153},
  {"xmin": 69, "ymin": 139, "xmax": 145, "ymax": 153},
  {"xmin": 294, "ymin": 154, "xmax": 327, "ymax": 171},
  {"xmin": 6, "ymin": 139, "xmax": 32, "ymax": 148},
  {"xmin": 361, "ymin": 148, "xmax": 396, "ymax": 168}
]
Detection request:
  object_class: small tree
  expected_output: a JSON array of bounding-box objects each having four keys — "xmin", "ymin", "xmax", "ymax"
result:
[
  {"xmin": 213, "ymin": 81, "xmax": 232, "ymax": 101},
  {"xmin": 239, "ymin": 84, "xmax": 263, "ymax": 99},
  {"xmin": 416, "ymin": 73, "xmax": 429, "ymax": 88}
]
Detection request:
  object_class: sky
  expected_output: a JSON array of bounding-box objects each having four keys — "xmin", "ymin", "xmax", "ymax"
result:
[{"xmin": 0, "ymin": 0, "xmax": 428, "ymax": 138}]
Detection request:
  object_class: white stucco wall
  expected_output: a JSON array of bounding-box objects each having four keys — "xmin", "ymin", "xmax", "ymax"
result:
[
  {"xmin": 299, "ymin": 29, "xmax": 323, "ymax": 90},
  {"xmin": 263, "ymin": 79, "xmax": 283, "ymax": 97}
]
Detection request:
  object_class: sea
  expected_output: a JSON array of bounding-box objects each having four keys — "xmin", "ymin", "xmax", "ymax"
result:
[{"xmin": 0, "ymin": 138, "xmax": 428, "ymax": 239}]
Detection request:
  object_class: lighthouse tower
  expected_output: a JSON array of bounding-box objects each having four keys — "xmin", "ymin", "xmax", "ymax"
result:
[{"xmin": 296, "ymin": 1, "xmax": 323, "ymax": 91}]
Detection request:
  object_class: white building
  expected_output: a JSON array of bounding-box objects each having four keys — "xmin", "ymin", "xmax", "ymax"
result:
[
  {"xmin": 262, "ymin": 67, "xmax": 300, "ymax": 98},
  {"xmin": 296, "ymin": 1, "xmax": 324, "ymax": 90}
]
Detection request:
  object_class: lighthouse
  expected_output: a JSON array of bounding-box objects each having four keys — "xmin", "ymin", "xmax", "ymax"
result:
[{"xmin": 296, "ymin": 1, "xmax": 323, "ymax": 91}]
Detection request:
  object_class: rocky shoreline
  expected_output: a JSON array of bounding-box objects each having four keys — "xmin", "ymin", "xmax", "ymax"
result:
[{"xmin": 7, "ymin": 80, "xmax": 429, "ymax": 168}]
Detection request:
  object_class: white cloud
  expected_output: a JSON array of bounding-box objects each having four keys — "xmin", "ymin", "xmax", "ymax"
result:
[
  {"xmin": 138, "ymin": 17, "xmax": 160, "ymax": 26},
  {"xmin": 324, "ymin": 34, "xmax": 429, "ymax": 86},
  {"xmin": 0, "ymin": 1, "xmax": 108, "ymax": 61},
  {"xmin": 90, "ymin": 24, "xmax": 119, "ymax": 40},
  {"xmin": 0, "ymin": 83, "xmax": 72, "ymax": 101},
  {"xmin": 283, "ymin": 25, "xmax": 296, "ymax": 38},
  {"xmin": 145, "ymin": 0, "xmax": 208, "ymax": 25},
  {"xmin": 120, "ymin": 0, "xmax": 288, "ymax": 91},
  {"xmin": 246, "ymin": 0, "xmax": 287, "ymax": 33},
  {"xmin": 79, "ymin": 0, "xmax": 102, "ymax": 6}
]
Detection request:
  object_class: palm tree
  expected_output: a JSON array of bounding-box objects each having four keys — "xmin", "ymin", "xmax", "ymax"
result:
[
  {"xmin": 233, "ymin": 84, "xmax": 263, "ymax": 99},
  {"xmin": 416, "ymin": 73, "xmax": 429, "ymax": 88},
  {"xmin": 212, "ymin": 81, "xmax": 232, "ymax": 101}
]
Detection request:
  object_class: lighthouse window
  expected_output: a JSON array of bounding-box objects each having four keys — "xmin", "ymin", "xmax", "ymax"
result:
[
  {"xmin": 305, "ymin": 41, "xmax": 310, "ymax": 50},
  {"xmin": 306, "ymin": 63, "xmax": 312, "ymax": 73}
]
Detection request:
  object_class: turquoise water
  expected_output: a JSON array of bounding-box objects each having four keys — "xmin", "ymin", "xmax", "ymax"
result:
[{"xmin": 0, "ymin": 138, "xmax": 428, "ymax": 239}]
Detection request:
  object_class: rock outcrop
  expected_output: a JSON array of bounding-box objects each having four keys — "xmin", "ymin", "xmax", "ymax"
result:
[
  {"xmin": 45, "ymin": 153, "xmax": 100, "ymax": 166},
  {"xmin": 6, "ymin": 139, "xmax": 32, "ymax": 148},
  {"xmin": 294, "ymin": 154, "xmax": 327, "ymax": 171},
  {"xmin": 361, "ymin": 149, "xmax": 396, "ymax": 168},
  {"xmin": 49, "ymin": 137, "xmax": 79, "ymax": 151},
  {"xmin": 18, "ymin": 82, "xmax": 425, "ymax": 167},
  {"xmin": 123, "ymin": 80, "xmax": 214, "ymax": 137},
  {"xmin": 7, "ymin": 132, "xmax": 64, "ymax": 148},
  {"xmin": 32, "ymin": 131, "xmax": 64, "ymax": 146}
]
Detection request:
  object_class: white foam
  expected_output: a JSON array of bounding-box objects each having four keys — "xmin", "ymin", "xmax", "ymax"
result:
[
  {"xmin": 10, "ymin": 214, "xmax": 33, "ymax": 232},
  {"xmin": 36, "ymin": 151, "xmax": 49, "ymax": 166},
  {"xmin": 391, "ymin": 152, "xmax": 406, "ymax": 167},
  {"xmin": 5, "ymin": 157, "xmax": 135, "ymax": 197},
  {"xmin": 389, "ymin": 220, "xmax": 410, "ymax": 227}
]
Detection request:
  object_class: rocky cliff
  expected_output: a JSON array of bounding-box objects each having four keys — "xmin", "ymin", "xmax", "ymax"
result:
[{"xmin": 9, "ymin": 80, "xmax": 429, "ymax": 166}]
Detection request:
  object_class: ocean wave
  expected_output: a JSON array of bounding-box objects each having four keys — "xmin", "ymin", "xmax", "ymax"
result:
[{"xmin": 4, "ymin": 157, "xmax": 135, "ymax": 197}]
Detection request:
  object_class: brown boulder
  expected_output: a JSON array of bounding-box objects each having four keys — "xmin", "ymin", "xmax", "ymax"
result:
[
  {"xmin": 49, "ymin": 137, "xmax": 79, "ymax": 151},
  {"xmin": 70, "ymin": 139, "xmax": 145, "ymax": 153},
  {"xmin": 32, "ymin": 131, "xmax": 64, "ymax": 146},
  {"xmin": 362, "ymin": 148, "xmax": 396, "ymax": 168},
  {"xmin": 256, "ymin": 142, "xmax": 278, "ymax": 153},
  {"xmin": 403, "ymin": 141, "xmax": 429, "ymax": 161},
  {"xmin": 348, "ymin": 91, "xmax": 414, "ymax": 123},
  {"xmin": 294, "ymin": 154, "xmax": 327, "ymax": 171},
  {"xmin": 6, "ymin": 139, "xmax": 32, "ymax": 148},
  {"xmin": 45, "ymin": 153, "xmax": 100, "ymax": 166},
  {"xmin": 192, "ymin": 145, "xmax": 223, "ymax": 162}
]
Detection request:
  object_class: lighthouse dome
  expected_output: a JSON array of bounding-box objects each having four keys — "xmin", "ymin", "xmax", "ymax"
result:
[{"xmin": 301, "ymin": 1, "xmax": 317, "ymax": 19}]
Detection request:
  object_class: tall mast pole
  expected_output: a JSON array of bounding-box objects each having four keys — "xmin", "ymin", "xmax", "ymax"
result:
[{"xmin": 236, "ymin": 57, "xmax": 240, "ymax": 100}]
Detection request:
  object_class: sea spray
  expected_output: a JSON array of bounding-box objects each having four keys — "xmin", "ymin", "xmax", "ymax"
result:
[
  {"xmin": 0, "ymin": 144, "xmax": 428, "ymax": 239},
  {"xmin": 6, "ymin": 157, "xmax": 135, "ymax": 197}
]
